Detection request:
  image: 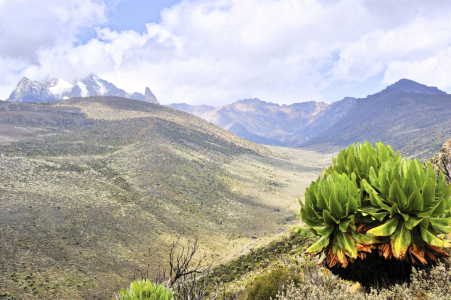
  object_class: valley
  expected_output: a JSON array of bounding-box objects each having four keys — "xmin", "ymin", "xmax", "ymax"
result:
[
  {"xmin": 0, "ymin": 97, "xmax": 333, "ymax": 299},
  {"xmin": 170, "ymin": 79, "xmax": 451, "ymax": 160}
]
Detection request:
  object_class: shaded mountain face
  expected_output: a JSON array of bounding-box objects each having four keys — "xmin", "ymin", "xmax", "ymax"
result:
[
  {"xmin": 168, "ymin": 98, "xmax": 356, "ymax": 146},
  {"xmin": 168, "ymin": 79, "xmax": 448, "ymax": 158},
  {"xmin": 383, "ymin": 78, "xmax": 446, "ymax": 94},
  {"xmin": 301, "ymin": 80, "xmax": 450, "ymax": 159},
  {"xmin": 289, "ymin": 97, "xmax": 356, "ymax": 144},
  {"xmin": 6, "ymin": 74, "xmax": 159, "ymax": 104},
  {"xmin": 144, "ymin": 87, "xmax": 159, "ymax": 104}
]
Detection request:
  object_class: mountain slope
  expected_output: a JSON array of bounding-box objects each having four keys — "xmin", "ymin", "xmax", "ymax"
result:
[
  {"xmin": 168, "ymin": 103, "xmax": 215, "ymax": 116},
  {"xmin": 6, "ymin": 74, "xmax": 160, "ymax": 104},
  {"xmin": 383, "ymin": 78, "xmax": 446, "ymax": 94},
  {"xmin": 300, "ymin": 80, "xmax": 451, "ymax": 159},
  {"xmin": 0, "ymin": 96, "xmax": 330, "ymax": 299},
  {"xmin": 286, "ymin": 97, "xmax": 356, "ymax": 146}
]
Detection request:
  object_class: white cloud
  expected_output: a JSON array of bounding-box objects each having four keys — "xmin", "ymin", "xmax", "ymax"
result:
[
  {"xmin": 383, "ymin": 47, "xmax": 451, "ymax": 90},
  {"xmin": 0, "ymin": 0, "xmax": 107, "ymax": 95},
  {"xmin": 0, "ymin": 0, "xmax": 107, "ymax": 62},
  {"xmin": 1, "ymin": 0, "xmax": 451, "ymax": 104}
]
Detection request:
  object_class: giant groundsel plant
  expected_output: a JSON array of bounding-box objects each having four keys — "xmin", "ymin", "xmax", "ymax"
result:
[
  {"xmin": 293, "ymin": 141, "xmax": 451, "ymax": 268},
  {"xmin": 113, "ymin": 280, "xmax": 173, "ymax": 300}
]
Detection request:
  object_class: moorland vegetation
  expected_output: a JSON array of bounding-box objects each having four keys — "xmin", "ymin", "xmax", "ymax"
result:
[
  {"xmin": 113, "ymin": 141, "xmax": 451, "ymax": 300},
  {"xmin": 112, "ymin": 142, "xmax": 451, "ymax": 300},
  {"xmin": 2, "ymin": 96, "xmax": 451, "ymax": 299},
  {"xmin": 0, "ymin": 97, "xmax": 328, "ymax": 299}
]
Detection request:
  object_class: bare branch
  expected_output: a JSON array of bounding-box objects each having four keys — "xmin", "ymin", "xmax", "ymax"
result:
[
  {"xmin": 162, "ymin": 235, "xmax": 218, "ymax": 300},
  {"xmin": 167, "ymin": 236, "xmax": 207, "ymax": 288}
]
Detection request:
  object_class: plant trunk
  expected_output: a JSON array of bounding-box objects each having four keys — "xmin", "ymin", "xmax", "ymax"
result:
[{"xmin": 326, "ymin": 249, "xmax": 432, "ymax": 291}]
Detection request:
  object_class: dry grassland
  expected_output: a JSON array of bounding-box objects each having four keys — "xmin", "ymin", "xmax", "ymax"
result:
[{"xmin": 0, "ymin": 97, "xmax": 333, "ymax": 299}]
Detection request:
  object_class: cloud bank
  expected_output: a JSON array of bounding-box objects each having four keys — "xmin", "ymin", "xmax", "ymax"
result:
[{"xmin": 1, "ymin": 0, "xmax": 451, "ymax": 105}]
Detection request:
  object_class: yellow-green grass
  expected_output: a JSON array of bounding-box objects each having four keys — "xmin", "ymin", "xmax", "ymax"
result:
[{"xmin": 0, "ymin": 97, "xmax": 332, "ymax": 299}]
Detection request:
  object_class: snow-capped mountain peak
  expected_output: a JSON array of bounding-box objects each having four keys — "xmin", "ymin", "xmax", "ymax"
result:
[
  {"xmin": 46, "ymin": 78, "xmax": 73, "ymax": 99},
  {"xmin": 6, "ymin": 74, "xmax": 160, "ymax": 104}
]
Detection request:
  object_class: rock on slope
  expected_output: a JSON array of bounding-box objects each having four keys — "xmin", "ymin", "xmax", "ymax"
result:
[
  {"xmin": 430, "ymin": 139, "xmax": 451, "ymax": 184},
  {"xmin": 6, "ymin": 74, "xmax": 159, "ymax": 104}
]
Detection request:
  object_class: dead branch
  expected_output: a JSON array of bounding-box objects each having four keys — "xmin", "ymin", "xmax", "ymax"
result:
[
  {"xmin": 167, "ymin": 236, "xmax": 206, "ymax": 287},
  {"xmin": 163, "ymin": 235, "xmax": 219, "ymax": 300}
]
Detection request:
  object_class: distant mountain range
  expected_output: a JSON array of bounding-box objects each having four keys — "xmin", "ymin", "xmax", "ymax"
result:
[
  {"xmin": 169, "ymin": 79, "xmax": 450, "ymax": 159},
  {"xmin": 5, "ymin": 74, "xmax": 159, "ymax": 104},
  {"xmin": 4, "ymin": 74, "xmax": 450, "ymax": 159},
  {"xmin": 169, "ymin": 97, "xmax": 356, "ymax": 146}
]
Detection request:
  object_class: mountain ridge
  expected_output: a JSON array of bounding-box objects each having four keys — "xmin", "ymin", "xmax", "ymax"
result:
[
  {"xmin": 384, "ymin": 78, "xmax": 446, "ymax": 94},
  {"xmin": 169, "ymin": 97, "xmax": 356, "ymax": 146},
  {"xmin": 356, "ymin": 78, "xmax": 446, "ymax": 108},
  {"xmin": 300, "ymin": 82, "xmax": 451, "ymax": 159},
  {"xmin": 6, "ymin": 74, "xmax": 160, "ymax": 104},
  {"xmin": 168, "ymin": 79, "xmax": 447, "ymax": 155}
]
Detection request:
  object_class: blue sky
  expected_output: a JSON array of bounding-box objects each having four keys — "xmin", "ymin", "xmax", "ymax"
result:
[
  {"xmin": 76, "ymin": 1, "xmax": 182, "ymax": 46},
  {"xmin": 108, "ymin": 0, "xmax": 181, "ymax": 33},
  {"xmin": 1, "ymin": 0, "xmax": 451, "ymax": 106}
]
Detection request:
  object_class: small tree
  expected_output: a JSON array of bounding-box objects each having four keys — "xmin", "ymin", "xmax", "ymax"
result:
[
  {"xmin": 114, "ymin": 236, "xmax": 218, "ymax": 300},
  {"xmin": 158, "ymin": 236, "xmax": 219, "ymax": 300}
]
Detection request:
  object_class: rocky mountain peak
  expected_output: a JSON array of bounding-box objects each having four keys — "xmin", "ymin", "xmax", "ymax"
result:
[
  {"xmin": 384, "ymin": 79, "xmax": 446, "ymax": 94},
  {"xmin": 7, "ymin": 77, "xmax": 56, "ymax": 102},
  {"xmin": 18, "ymin": 77, "xmax": 32, "ymax": 85},
  {"xmin": 5, "ymin": 75, "xmax": 157, "ymax": 103},
  {"xmin": 356, "ymin": 79, "xmax": 447, "ymax": 108},
  {"xmin": 144, "ymin": 87, "xmax": 159, "ymax": 104}
]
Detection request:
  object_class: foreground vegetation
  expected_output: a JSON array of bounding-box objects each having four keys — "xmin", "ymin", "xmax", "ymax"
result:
[
  {"xmin": 115, "ymin": 232, "xmax": 451, "ymax": 300},
  {"xmin": 115, "ymin": 141, "xmax": 451, "ymax": 300}
]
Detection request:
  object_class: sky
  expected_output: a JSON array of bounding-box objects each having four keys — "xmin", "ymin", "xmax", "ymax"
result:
[{"xmin": 1, "ymin": 0, "xmax": 451, "ymax": 106}]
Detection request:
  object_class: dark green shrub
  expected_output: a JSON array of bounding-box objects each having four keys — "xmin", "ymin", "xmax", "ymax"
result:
[{"xmin": 245, "ymin": 268, "xmax": 301, "ymax": 300}]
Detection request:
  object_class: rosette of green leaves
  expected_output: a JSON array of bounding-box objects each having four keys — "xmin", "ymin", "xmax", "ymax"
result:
[
  {"xmin": 114, "ymin": 280, "xmax": 173, "ymax": 300},
  {"xmin": 294, "ymin": 141, "xmax": 451, "ymax": 266},
  {"xmin": 327, "ymin": 141, "xmax": 397, "ymax": 188},
  {"xmin": 293, "ymin": 170, "xmax": 378, "ymax": 266},
  {"xmin": 361, "ymin": 155, "xmax": 451, "ymax": 263}
]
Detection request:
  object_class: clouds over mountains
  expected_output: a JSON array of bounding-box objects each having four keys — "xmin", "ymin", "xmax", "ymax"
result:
[{"xmin": 1, "ymin": 0, "xmax": 451, "ymax": 105}]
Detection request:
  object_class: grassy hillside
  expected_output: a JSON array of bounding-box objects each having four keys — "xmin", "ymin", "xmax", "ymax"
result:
[
  {"xmin": 0, "ymin": 96, "xmax": 331, "ymax": 299},
  {"xmin": 300, "ymin": 91, "xmax": 451, "ymax": 160}
]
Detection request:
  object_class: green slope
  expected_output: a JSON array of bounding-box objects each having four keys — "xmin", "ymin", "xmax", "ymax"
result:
[{"xmin": 0, "ymin": 96, "xmax": 327, "ymax": 299}]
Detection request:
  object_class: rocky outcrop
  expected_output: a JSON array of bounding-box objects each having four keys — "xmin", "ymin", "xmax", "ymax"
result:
[
  {"xmin": 7, "ymin": 77, "xmax": 57, "ymax": 102},
  {"xmin": 144, "ymin": 87, "xmax": 159, "ymax": 104},
  {"xmin": 429, "ymin": 139, "xmax": 451, "ymax": 184}
]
